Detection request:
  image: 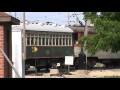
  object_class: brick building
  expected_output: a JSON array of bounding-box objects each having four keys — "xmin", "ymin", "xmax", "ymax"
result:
[{"xmin": 0, "ymin": 12, "xmax": 20, "ymax": 78}]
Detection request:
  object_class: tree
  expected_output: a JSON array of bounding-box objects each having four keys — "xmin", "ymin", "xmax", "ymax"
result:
[{"xmin": 79, "ymin": 12, "xmax": 120, "ymax": 55}]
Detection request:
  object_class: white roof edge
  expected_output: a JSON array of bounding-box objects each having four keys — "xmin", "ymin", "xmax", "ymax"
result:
[{"xmin": 12, "ymin": 24, "xmax": 73, "ymax": 33}]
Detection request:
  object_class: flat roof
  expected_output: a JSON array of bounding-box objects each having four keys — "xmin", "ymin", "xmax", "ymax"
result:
[{"xmin": 69, "ymin": 26, "xmax": 95, "ymax": 33}]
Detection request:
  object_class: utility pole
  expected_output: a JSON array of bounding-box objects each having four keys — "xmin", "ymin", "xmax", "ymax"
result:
[
  {"xmin": 22, "ymin": 12, "xmax": 26, "ymax": 78},
  {"xmin": 23, "ymin": 12, "xmax": 26, "ymax": 61},
  {"xmin": 84, "ymin": 19, "xmax": 89, "ymax": 70},
  {"xmin": 68, "ymin": 12, "xmax": 70, "ymax": 26},
  {"xmin": 84, "ymin": 20, "xmax": 89, "ymax": 36},
  {"xmin": 15, "ymin": 12, "xmax": 16, "ymax": 18}
]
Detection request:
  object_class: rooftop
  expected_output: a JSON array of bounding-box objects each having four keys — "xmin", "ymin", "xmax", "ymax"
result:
[
  {"xmin": 0, "ymin": 12, "xmax": 20, "ymax": 25},
  {"xmin": 12, "ymin": 22, "xmax": 73, "ymax": 33}
]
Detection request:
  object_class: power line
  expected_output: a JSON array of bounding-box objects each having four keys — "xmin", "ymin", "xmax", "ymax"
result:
[{"xmin": 9, "ymin": 12, "xmax": 83, "ymax": 25}]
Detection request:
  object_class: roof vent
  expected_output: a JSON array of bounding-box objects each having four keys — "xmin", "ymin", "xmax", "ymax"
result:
[
  {"xmin": 61, "ymin": 25, "xmax": 66, "ymax": 27},
  {"xmin": 39, "ymin": 23, "xmax": 44, "ymax": 26},
  {"xmin": 52, "ymin": 24, "xmax": 57, "ymax": 27},
  {"xmin": 32, "ymin": 23, "xmax": 35, "ymax": 24},
  {"xmin": 46, "ymin": 22, "xmax": 52, "ymax": 24}
]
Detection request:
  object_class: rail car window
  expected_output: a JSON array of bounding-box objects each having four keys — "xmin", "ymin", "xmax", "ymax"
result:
[
  {"xmin": 27, "ymin": 33, "xmax": 30, "ymax": 36},
  {"xmin": 27, "ymin": 37, "xmax": 30, "ymax": 45},
  {"xmin": 60, "ymin": 38, "xmax": 62, "ymax": 45},
  {"xmin": 31, "ymin": 34, "xmax": 34, "ymax": 36},
  {"xmin": 39, "ymin": 37, "xmax": 41, "ymax": 45},
  {"xmin": 46, "ymin": 38, "xmax": 48, "ymax": 45},
  {"xmin": 49, "ymin": 38, "xmax": 52, "ymax": 45},
  {"xmin": 26, "ymin": 33, "xmax": 72, "ymax": 46},
  {"xmin": 69, "ymin": 38, "xmax": 71, "ymax": 46},
  {"xmin": 66, "ymin": 38, "xmax": 68, "ymax": 45},
  {"xmin": 63, "ymin": 38, "xmax": 65, "ymax": 45},
  {"xmin": 31, "ymin": 37, "xmax": 34, "ymax": 45},
  {"xmin": 42, "ymin": 38, "xmax": 45, "ymax": 45},
  {"xmin": 37, "ymin": 37, "xmax": 39, "ymax": 45},
  {"xmin": 56, "ymin": 38, "xmax": 58, "ymax": 45},
  {"xmin": 35, "ymin": 37, "xmax": 38, "ymax": 45},
  {"xmin": 36, "ymin": 34, "xmax": 39, "ymax": 37},
  {"xmin": 53, "ymin": 38, "xmax": 55, "ymax": 46}
]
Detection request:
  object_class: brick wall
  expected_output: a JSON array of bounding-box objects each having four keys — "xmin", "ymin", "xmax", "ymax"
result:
[
  {"xmin": 0, "ymin": 24, "xmax": 12, "ymax": 78},
  {"xmin": 0, "ymin": 25, "xmax": 5, "ymax": 78},
  {"xmin": 78, "ymin": 32, "xmax": 84, "ymax": 40}
]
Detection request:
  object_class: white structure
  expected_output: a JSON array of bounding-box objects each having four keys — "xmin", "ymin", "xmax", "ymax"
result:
[{"xmin": 12, "ymin": 26, "xmax": 25, "ymax": 78}]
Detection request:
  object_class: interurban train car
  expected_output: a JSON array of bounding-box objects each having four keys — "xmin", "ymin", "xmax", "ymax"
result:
[{"xmin": 12, "ymin": 22, "xmax": 74, "ymax": 71}]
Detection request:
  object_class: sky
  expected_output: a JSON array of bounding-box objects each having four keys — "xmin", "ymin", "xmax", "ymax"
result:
[{"xmin": 6, "ymin": 12, "xmax": 85, "ymax": 25}]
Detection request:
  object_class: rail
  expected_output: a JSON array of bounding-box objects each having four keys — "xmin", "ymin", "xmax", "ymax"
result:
[{"xmin": 0, "ymin": 48, "xmax": 21, "ymax": 78}]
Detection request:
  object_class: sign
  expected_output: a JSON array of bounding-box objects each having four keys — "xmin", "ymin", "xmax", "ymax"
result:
[
  {"xmin": 65, "ymin": 56, "xmax": 74, "ymax": 65},
  {"xmin": 57, "ymin": 63, "xmax": 60, "ymax": 66},
  {"xmin": 32, "ymin": 46, "xmax": 38, "ymax": 53}
]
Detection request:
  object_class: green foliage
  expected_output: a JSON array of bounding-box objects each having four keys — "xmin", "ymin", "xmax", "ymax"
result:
[{"xmin": 79, "ymin": 12, "xmax": 120, "ymax": 55}]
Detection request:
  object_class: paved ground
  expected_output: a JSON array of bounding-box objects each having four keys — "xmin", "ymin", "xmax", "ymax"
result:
[{"xmin": 25, "ymin": 67, "xmax": 120, "ymax": 78}]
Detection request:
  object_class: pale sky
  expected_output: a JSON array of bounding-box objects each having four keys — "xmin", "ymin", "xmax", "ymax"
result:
[{"xmin": 6, "ymin": 12, "xmax": 85, "ymax": 25}]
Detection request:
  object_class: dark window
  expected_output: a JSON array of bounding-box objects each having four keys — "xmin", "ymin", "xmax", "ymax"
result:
[{"xmin": 27, "ymin": 37, "xmax": 30, "ymax": 45}]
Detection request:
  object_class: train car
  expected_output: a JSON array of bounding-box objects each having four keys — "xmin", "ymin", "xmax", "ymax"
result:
[
  {"xmin": 12, "ymin": 22, "xmax": 74, "ymax": 71},
  {"xmin": 70, "ymin": 25, "xmax": 120, "ymax": 68}
]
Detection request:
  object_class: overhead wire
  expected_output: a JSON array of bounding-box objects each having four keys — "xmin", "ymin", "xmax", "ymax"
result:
[{"xmin": 9, "ymin": 12, "xmax": 83, "ymax": 25}]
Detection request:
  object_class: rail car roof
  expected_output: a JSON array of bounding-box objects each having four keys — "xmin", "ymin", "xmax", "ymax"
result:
[
  {"xmin": 69, "ymin": 26, "xmax": 95, "ymax": 33},
  {"xmin": 12, "ymin": 23, "xmax": 73, "ymax": 33}
]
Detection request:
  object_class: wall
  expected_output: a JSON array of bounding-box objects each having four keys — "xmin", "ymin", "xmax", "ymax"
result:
[
  {"xmin": 0, "ymin": 24, "xmax": 12, "ymax": 78},
  {"xmin": 12, "ymin": 31, "xmax": 24, "ymax": 78}
]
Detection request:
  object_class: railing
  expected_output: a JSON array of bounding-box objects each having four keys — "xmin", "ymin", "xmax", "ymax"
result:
[{"xmin": 0, "ymin": 48, "xmax": 21, "ymax": 78}]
